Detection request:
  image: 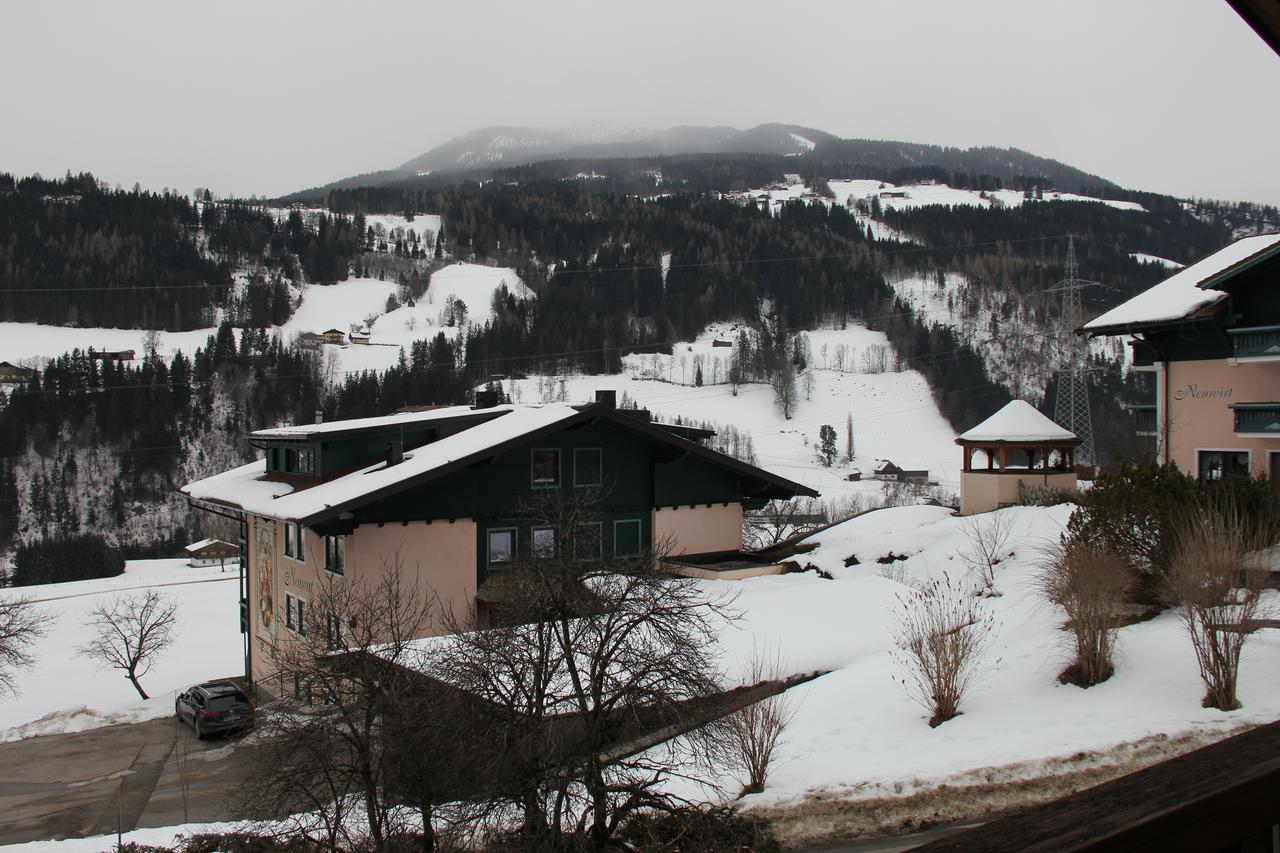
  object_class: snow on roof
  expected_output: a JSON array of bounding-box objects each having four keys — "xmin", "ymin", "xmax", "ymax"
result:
[
  {"xmin": 183, "ymin": 405, "xmax": 582, "ymax": 522},
  {"xmin": 1085, "ymin": 233, "xmax": 1280, "ymax": 332},
  {"xmin": 183, "ymin": 537, "xmax": 234, "ymax": 553},
  {"xmin": 252, "ymin": 403, "xmax": 491, "ymax": 439},
  {"xmin": 958, "ymin": 400, "xmax": 1077, "ymax": 443}
]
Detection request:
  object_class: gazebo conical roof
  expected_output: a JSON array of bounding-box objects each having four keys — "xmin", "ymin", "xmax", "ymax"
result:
[{"xmin": 957, "ymin": 400, "xmax": 1079, "ymax": 445}]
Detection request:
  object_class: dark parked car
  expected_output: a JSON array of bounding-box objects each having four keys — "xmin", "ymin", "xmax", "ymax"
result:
[{"xmin": 175, "ymin": 680, "xmax": 255, "ymax": 739}]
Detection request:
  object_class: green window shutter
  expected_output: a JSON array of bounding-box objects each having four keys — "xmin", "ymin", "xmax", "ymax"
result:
[
  {"xmin": 614, "ymin": 519, "xmax": 642, "ymax": 557},
  {"xmin": 574, "ymin": 448, "xmax": 602, "ymax": 487}
]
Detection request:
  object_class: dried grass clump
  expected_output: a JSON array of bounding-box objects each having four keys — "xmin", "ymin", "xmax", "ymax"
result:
[
  {"xmin": 1038, "ymin": 538, "xmax": 1136, "ymax": 687},
  {"xmin": 893, "ymin": 574, "xmax": 996, "ymax": 727},
  {"xmin": 727, "ymin": 648, "xmax": 798, "ymax": 797},
  {"xmin": 1164, "ymin": 499, "xmax": 1273, "ymax": 712}
]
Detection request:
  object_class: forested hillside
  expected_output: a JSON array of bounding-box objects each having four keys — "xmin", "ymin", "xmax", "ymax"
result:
[
  {"xmin": 2, "ymin": 151, "xmax": 1273, "ymax": 563},
  {"xmin": 0, "ymin": 172, "xmax": 360, "ymax": 329}
]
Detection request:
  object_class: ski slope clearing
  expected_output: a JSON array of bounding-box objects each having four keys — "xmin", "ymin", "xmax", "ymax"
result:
[
  {"xmin": 0, "ymin": 559, "xmax": 241, "ymax": 741},
  {"xmin": 706, "ymin": 504, "xmax": 1280, "ymax": 808},
  {"xmin": 827, "ymin": 179, "xmax": 1145, "ymax": 213},
  {"xmin": 0, "ymin": 264, "xmax": 528, "ymax": 377},
  {"xmin": 506, "ymin": 321, "xmax": 961, "ymax": 499},
  {"xmin": 1130, "ymin": 251, "xmax": 1185, "ymax": 269},
  {"xmin": 361, "ymin": 212, "xmax": 442, "ymax": 243}
]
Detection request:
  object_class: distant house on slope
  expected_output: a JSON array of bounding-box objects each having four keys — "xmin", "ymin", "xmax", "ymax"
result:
[
  {"xmin": 0, "ymin": 361, "xmax": 36, "ymax": 385},
  {"xmin": 349, "ymin": 330, "xmax": 371, "ymax": 345},
  {"xmin": 1082, "ymin": 233, "xmax": 1280, "ymax": 485},
  {"xmin": 321, "ymin": 328, "xmax": 346, "ymax": 345},
  {"xmin": 296, "ymin": 332, "xmax": 324, "ymax": 351},
  {"xmin": 873, "ymin": 460, "xmax": 929, "ymax": 484},
  {"xmin": 182, "ymin": 391, "xmax": 817, "ymax": 693},
  {"xmin": 184, "ymin": 538, "xmax": 239, "ymax": 569},
  {"xmin": 89, "ymin": 349, "xmax": 136, "ymax": 363}
]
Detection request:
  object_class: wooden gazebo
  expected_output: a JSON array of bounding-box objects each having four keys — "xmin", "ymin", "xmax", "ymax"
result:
[{"xmin": 956, "ymin": 400, "xmax": 1081, "ymax": 515}]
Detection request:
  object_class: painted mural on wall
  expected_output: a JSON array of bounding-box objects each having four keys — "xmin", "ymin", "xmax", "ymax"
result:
[{"xmin": 254, "ymin": 518, "xmax": 276, "ymax": 637}]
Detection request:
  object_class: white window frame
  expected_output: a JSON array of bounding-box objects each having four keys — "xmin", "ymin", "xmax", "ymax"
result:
[
  {"xmin": 530, "ymin": 448, "xmax": 561, "ymax": 489},
  {"xmin": 325, "ymin": 612, "xmax": 346, "ymax": 651},
  {"xmin": 284, "ymin": 592, "xmax": 307, "ymax": 636},
  {"xmin": 487, "ymin": 528, "xmax": 516, "ymax": 568},
  {"xmin": 283, "ymin": 521, "xmax": 306, "ymax": 562},
  {"xmin": 531, "ymin": 526, "xmax": 556, "ymax": 559},
  {"xmin": 613, "ymin": 519, "xmax": 642, "ymax": 558},
  {"xmin": 324, "ymin": 535, "xmax": 345, "ymax": 576}
]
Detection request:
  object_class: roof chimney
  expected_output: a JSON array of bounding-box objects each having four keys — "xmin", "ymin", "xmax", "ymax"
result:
[
  {"xmin": 315, "ymin": 410, "xmax": 323, "ymax": 425},
  {"xmin": 474, "ymin": 390, "xmax": 499, "ymax": 409},
  {"xmin": 595, "ymin": 389, "xmax": 616, "ymax": 409},
  {"xmin": 386, "ymin": 439, "xmax": 403, "ymax": 467}
]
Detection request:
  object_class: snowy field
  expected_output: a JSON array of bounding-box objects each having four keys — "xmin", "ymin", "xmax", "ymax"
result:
[
  {"xmin": 827, "ymin": 179, "xmax": 1146, "ymax": 214},
  {"xmin": 0, "ymin": 559, "xmax": 241, "ymax": 740},
  {"xmin": 1129, "ymin": 251, "xmax": 1185, "ymax": 269},
  {"xmin": 507, "ymin": 321, "xmax": 962, "ymax": 497},
  {"xmin": 0, "ymin": 263, "xmax": 526, "ymax": 377},
  {"xmin": 711, "ymin": 504, "xmax": 1280, "ymax": 807}
]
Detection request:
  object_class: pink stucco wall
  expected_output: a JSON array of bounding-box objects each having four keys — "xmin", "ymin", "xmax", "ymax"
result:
[
  {"xmin": 652, "ymin": 502, "xmax": 743, "ymax": 555},
  {"xmin": 246, "ymin": 515, "xmax": 477, "ymax": 686},
  {"xmin": 1162, "ymin": 358, "xmax": 1280, "ymax": 479}
]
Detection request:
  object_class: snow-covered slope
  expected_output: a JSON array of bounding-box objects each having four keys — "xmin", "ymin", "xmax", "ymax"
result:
[
  {"xmin": 505, "ymin": 322, "xmax": 961, "ymax": 500},
  {"xmin": 710, "ymin": 504, "xmax": 1280, "ymax": 806},
  {"xmin": 0, "ymin": 263, "xmax": 528, "ymax": 377},
  {"xmin": 0, "ymin": 559, "xmax": 241, "ymax": 740},
  {"xmin": 828, "ymin": 179, "xmax": 1145, "ymax": 213}
]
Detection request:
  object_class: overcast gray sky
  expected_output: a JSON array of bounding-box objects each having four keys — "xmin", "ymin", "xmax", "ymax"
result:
[{"xmin": 3, "ymin": 1, "xmax": 1278, "ymax": 205}]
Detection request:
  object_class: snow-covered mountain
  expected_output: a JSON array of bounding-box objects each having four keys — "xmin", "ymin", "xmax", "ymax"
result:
[{"xmin": 396, "ymin": 122, "xmax": 837, "ymax": 173}]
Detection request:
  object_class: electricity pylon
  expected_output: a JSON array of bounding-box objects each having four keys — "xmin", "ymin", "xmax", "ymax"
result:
[{"xmin": 1047, "ymin": 236, "xmax": 1097, "ymax": 465}]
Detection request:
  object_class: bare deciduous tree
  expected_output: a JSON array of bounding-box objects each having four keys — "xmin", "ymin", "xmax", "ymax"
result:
[
  {"xmin": 241, "ymin": 553, "xmax": 442, "ymax": 852},
  {"xmin": 893, "ymin": 574, "xmax": 996, "ymax": 727},
  {"xmin": 1038, "ymin": 538, "xmax": 1136, "ymax": 687},
  {"xmin": 437, "ymin": 489, "xmax": 738, "ymax": 850},
  {"xmin": 79, "ymin": 591, "xmax": 177, "ymax": 699},
  {"xmin": 727, "ymin": 648, "xmax": 797, "ymax": 797},
  {"xmin": 0, "ymin": 597, "xmax": 49, "ymax": 697},
  {"xmin": 960, "ymin": 512, "xmax": 1014, "ymax": 596},
  {"xmin": 743, "ymin": 498, "xmax": 825, "ymax": 549},
  {"xmin": 1165, "ymin": 500, "xmax": 1273, "ymax": 712}
]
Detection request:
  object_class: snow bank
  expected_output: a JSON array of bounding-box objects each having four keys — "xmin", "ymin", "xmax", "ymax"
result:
[{"xmin": 703, "ymin": 504, "xmax": 1280, "ymax": 806}]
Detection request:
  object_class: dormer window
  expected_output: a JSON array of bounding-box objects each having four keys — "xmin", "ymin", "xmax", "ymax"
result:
[{"xmin": 284, "ymin": 447, "xmax": 315, "ymax": 475}]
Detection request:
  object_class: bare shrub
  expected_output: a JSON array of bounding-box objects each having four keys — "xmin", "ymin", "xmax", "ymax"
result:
[
  {"xmin": 893, "ymin": 574, "xmax": 996, "ymax": 727},
  {"xmin": 1164, "ymin": 500, "xmax": 1273, "ymax": 711},
  {"xmin": 727, "ymin": 648, "xmax": 798, "ymax": 797},
  {"xmin": 878, "ymin": 562, "xmax": 912, "ymax": 587},
  {"xmin": 960, "ymin": 512, "xmax": 1014, "ymax": 595},
  {"xmin": 743, "ymin": 498, "xmax": 826, "ymax": 549},
  {"xmin": 0, "ymin": 597, "xmax": 49, "ymax": 697},
  {"xmin": 1038, "ymin": 539, "xmax": 1136, "ymax": 687},
  {"xmin": 79, "ymin": 590, "xmax": 177, "ymax": 699},
  {"xmin": 437, "ymin": 488, "xmax": 738, "ymax": 850}
]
